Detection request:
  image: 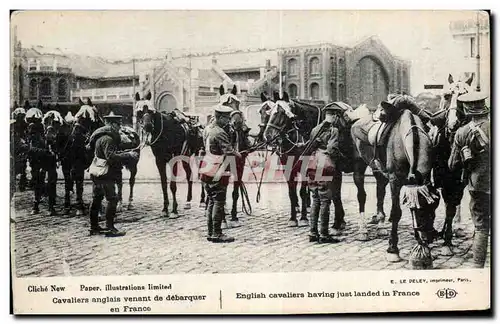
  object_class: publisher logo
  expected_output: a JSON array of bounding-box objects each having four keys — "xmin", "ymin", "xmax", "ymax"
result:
[{"xmin": 436, "ymin": 288, "xmax": 457, "ymax": 299}]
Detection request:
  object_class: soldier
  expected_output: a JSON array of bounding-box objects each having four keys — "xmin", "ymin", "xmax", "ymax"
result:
[
  {"xmin": 448, "ymin": 92, "xmax": 491, "ymax": 268},
  {"xmin": 200, "ymin": 105, "xmax": 242, "ymax": 243},
  {"xmin": 304, "ymin": 104, "xmax": 344, "ymax": 243},
  {"xmin": 88, "ymin": 112, "xmax": 139, "ymax": 237}
]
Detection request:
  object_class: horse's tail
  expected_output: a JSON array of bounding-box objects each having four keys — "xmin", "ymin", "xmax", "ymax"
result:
[{"xmin": 400, "ymin": 111, "xmax": 432, "ymax": 185}]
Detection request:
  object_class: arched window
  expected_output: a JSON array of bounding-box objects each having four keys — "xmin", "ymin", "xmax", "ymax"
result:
[
  {"xmin": 338, "ymin": 58, "xmax": 345, "ymax": 79},
  {"xmin": 288, "ymin": 84, "xmax": 298, "ymax": 99},
  {"xmin": 40, "ymin": 78, "xmax": 52, "ymax": 100},
  {"xmin": 310, "ymin": 82, "xmax": 320, "ymax": 99},
  {"xmin": 29, "ymin": 78, "xmax": 38, "ymax": 100},
  {"xmin": 287, "ymin": 58, "xmax": 298, "ymax": 76},
  {"xmin": 57, "ymin": 79, "xmax": 68, "ymax": 101},
  {"xmin": 310, "ymin": 57, "xmax": 320, "ymax": 76}
]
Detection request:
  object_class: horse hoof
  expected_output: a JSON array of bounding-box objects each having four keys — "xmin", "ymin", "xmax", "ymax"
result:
[
  {"xmin": 169, "ymin": 212, "xmax": 179, "ymax": 219},
  {"xmin": 127, "ymin": 203, "xmax": 134, "ymax": 211},
  {"xmin": 49, "ymin": 209, "xmax": 57, "ymax": 216},
  {"xmin": 161, "ymin": 210, "xmax": 170, "ymax": 218},
  {"xmin": 377, "ymin": 228, "xmax": 388, "ymax": 237},
  {"xmin": 298, "ymin": 219, "xmax": 309, "ymax": 227},
  {"xmin": 76, "ymin": 209, "xmax": 84, "ymax": 216},
  {"xmin": 31, "ymin": 209, "xmax": 39, "ymax": 215},
  {"xmin": 440, "ymin": 245, "xmax": 454, "ymax": 256},
  {"xmin": 221, "ymin": 221, "xmax": 229, "ymax": 229},
  {"xmin": 386, "ymin": 252, "xmax": 401, "ymax": 263},
  {"xmin": 368, "ymin": 215, "xmax": 379, "ymax": 225},
  {"xmin": 331, "ymin": 228, "xmax": 343, "ymax": 236},
  {"xmin": 116, "ymin": 202, "xmax": 123, "ymax": 213},
  {"xmin": 199, "ymin": 202, "xmax": 206, "ymax": 208},
  {"xmin": 229, "ymin": 220, "xmax": 241, "ymax": 228},
  {"xmin": 288, "ymin": 220, "xmax": 298, "ymax": 227},
  {"xmin": 356, "ymin": 232, "xmax": 369, "ymax": 242},
  {"xmin": 184, "ymin": 202, "xmax": 191, "ymax": 210}
]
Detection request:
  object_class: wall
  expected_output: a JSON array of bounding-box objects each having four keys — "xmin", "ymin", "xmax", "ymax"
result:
[{"xmin": 225, "ymin": 71, "xmax": 261, "ymax": 83}]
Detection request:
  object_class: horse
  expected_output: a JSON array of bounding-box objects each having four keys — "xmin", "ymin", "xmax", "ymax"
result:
[
  {"xmin": 417, "ymin": 73, "xmax": 473, "ymax": 255},
  {"xmin": 26, "ymin": 108, "xmax": 59, "ymax": 215},
  {"xmin": 214, "ymin": 84, "xmax": 257, "ymax": 227},
  {"xmin": 11, "ymin": 101, "xmax": 30, "ymax": 192},
  {"xmin": 135, "ymin": 91, "xmax": 197, "ymax": 218},
  {"xmin": 60, "ymin": 98, "xmax": 105, "ymax": 215},
  {"xmin": 261, "ymin": 91, "xmax": 321, "ymax": 227},
  {"xmin": 350, "ymin": 95, "xmax": 439, "ymax": 265}
]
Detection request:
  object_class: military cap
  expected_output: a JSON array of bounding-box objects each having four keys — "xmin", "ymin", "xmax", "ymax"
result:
[
  {"xmin": 103, "ymin": 111, "xmax": 123, "ymax": 121},
  {"xmin": 458, "ymin": 92, "xmax": 489, "ymax": 115},
  {"xmin": 230, "ymin": 109, "xmax": 244, "ymax": 118},
  {"xmin": 214, "ymin": 105, "xmax": 234, "ymax": 114},
  {"xmin": 323, "ymin": 102, "xmax": 352, "ymax": 113}
]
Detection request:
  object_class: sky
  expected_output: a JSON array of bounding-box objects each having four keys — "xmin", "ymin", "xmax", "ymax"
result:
[{"xmin": 11, "ymin": 10, "xmax": 484, "ymax": 62}]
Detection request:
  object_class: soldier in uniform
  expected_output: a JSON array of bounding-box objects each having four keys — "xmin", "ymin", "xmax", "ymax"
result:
[
  {"xmin": 448, "ymin": 92, "xmax": 491, "ymax": 268},
  {"xmin": 304, "ymin": 104, "xmax": 344, "ymax": 243},
  {"xmin": 200, "ymin": 105, "xmax": 242, "ymax": 243},
  {"xmin": 88, "ymin": 112, "xmax": 139, "ymax": 237}
]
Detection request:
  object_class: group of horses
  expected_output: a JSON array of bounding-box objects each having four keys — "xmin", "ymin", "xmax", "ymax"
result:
[{"xmin": 11, "ymin": 74, "xmax": 474, "ymax": 267}]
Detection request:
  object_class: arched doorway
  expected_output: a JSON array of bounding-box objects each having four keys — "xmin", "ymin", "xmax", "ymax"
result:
[
  {"xmin": 354, "ymin": 56, "xmax": 389, "ymax": 110},
  {"xmin": 157, "ymin": 93, "xmax": 178, "ymax": 113}
]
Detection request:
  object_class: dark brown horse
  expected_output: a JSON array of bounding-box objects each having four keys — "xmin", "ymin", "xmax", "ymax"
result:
[
  {"xmin": 417, "ymin": 73, "xmax": 473, "ymax": 255},
  {"xmin": 135, "ymin": 91, "xmax": 199, "ymax": 218},
  {"xmin": 351, "ymin": 96, "xmax": 439, "ymax": 265},
  {"xmin": 11, "ymin": 101, "xmax": 30, "ymax": 192},
  {"xmin": 261, "ymin": 91, "xmax": 320, "ymax": 227}
]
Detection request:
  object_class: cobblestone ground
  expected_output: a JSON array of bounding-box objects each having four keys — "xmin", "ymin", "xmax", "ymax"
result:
[{"xmin": 11, "ymin": 173, "xmax": 490, "ymax": 277}]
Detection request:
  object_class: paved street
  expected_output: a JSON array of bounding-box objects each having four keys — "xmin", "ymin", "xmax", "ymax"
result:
[{"xmin": 11, "ymin": 157, "xmax": 490, "ymax": 278}]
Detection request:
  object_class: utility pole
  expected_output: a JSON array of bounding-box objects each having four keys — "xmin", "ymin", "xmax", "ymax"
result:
[
  {"xmin": 132, "ymin": 58, "xmax": 137, "ymax": 130},
  {"xmin": 278, "ymin": 10, "xmax": 283, "ymax": 98},
  {"xmin": 475, "ymin": 11, "xmax": 481, "ymax": 92}
]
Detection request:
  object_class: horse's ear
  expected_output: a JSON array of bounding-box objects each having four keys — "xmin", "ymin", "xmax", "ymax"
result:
[
  {"xmin": 135, "ymin": 92, "xmax": 141, "ymax": 101},
  {"xmin": 231, "ymin": 84, "xmax": 237, "ymax": 95},
  {"xmin": 87, "ymin": 98, "xmax": 93, "ymax": 106},
  {"xmin": 273, "ymin": 91, "xmax": 280, "ymax": 102},
  {"xmin": 282, "ymin": 92, "xmax": 290, "ymax": 102},
  {"xmin": 465, "ymin": 73, "xmax": 474, "ymax": 86},
  {"xmin": 78, "ymin": 98, "xmax": 85, "ymax": 106},
  {"xmin": 219, "ymin": 85, "xmax": 225, "ymax": 96},
  {"xmin": 260, "ymin": 93, "xmax": 268, "ymax": 102},
  {"xmin": 145, "ymin": 91, "xmax": 152, "ymax": 101},
  {"xmin": 24, "ymin": 100, "xmax": 30, "ymax": 109},
  {"xmin": 448, "ymin": 74, "xmax": 454, "ymax": 84}
]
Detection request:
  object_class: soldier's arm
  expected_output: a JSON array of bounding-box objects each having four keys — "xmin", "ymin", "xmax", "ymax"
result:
[
  {"xmin": 326, "ymin": 127, "xmax": 341, "ymax": 157},
  {"xmin": 218, "ymin": 131, "xmax": 241, "ymax": 158},
  {"xmin": 101, "ymin": 137, "xmax": 132, "ymax": 163},
  {"xmin": 448, "ymin": 131, "xmax": 464, "ymax": 171}
]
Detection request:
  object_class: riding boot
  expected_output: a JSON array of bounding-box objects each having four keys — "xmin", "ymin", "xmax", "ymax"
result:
[
  {"xmin": 31, "ymin": 201, "xmax": 40, "ymax": 215},
  {"xmin": 472, "ymin": 231, "xmax": 489, "ymax": 268},
  {"xmin": 105, "ymin": 200, "xmax": 126, "ymax": 237},
  {"xmin": 212, "ymin": 199, "xmax": 234, "ymax": 243},
  {"xmin": 309, "ymin": 191, "xmax": 320, "ymax": 242},
  {"xmin": 319, "ymin": 201, "xmax": 340, "ymax": 244}
]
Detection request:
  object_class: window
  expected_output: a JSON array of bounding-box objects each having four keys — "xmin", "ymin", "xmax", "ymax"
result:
[
  {"xmin": 287, "ymin": 58, "xmax": 298, "ymax": 76},
  {"xmin": 40, "ymin": 78, "xmax": 52, "ymax": 99},
  {"xmin": 310, "ymin": 57, "xmax": 320, "ymax": 76},
  {"xmin": 470, "ymin": 37, "xmax": 476, "ymax": 57},
  {"xmin": 339, "ymin": 84, "xmax": 345, "ymax": 102},
  {"xmin": 57, "ymin": 79, "xmax": 68, "ymax": 101},
  {"xmin": 330, "ymin": 82, "xmax": 337, "ymax": 101},
  {"xmin": 330, "ymin": 56, "xmax": 337, "ymax": 80},
  {"xmin": 29, "ymin": 79, "xmax": 38, "ymax": 100},
  {"xmin": 310, "ymin": 82, "xmax": 320, "ymax": 99},
  {"xmin": 288, "ymin": 84, "xmax": 298, "ymax": 99}
]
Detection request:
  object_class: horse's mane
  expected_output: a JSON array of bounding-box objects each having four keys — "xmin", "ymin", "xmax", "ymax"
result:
[
  {"xmin": 25, "ymin": 108, "xmax": 43, "ymax": 121},
  {"xmin": 290, "ymin": 99, "xmax": 321, "ymax": 139}
]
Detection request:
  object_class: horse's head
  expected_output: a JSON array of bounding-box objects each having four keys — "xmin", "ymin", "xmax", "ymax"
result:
[
  {"xmin": 12, "ymin": 101, "xmax": 28, "ymax": 124},
  {"xmin": 256, "ymin": 92, "xmax": 276, "ymax": 138},
  {"xmin": 25, "ymin": 107, "xmax": 44, "ymax": 139},
  {"xmin": 219, "ymin": 84, "xmax": 240, "ymax": 110},
  {"xmin": 74, "ymin": 98, "xmax": 102, "ymax": 137},
  {"xmin": 263, "ymin": 91, "xmax": 296, "ymax": 142},
  {"xmin": 443, "ymin": 73, "xmax": 473, "ymax": 131},
  {"xmin": 42, "ymin": 110, "xmax": 64, "ymax": 145},
  {"xmin": 135, "ymin": 91, "xmax": 155, "ymax": 134}
]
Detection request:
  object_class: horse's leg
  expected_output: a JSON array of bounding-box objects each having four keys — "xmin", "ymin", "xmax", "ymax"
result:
[
  {"xmin": 116, "ymin": 167, "xmax": 123, "ymax": 213},
  {"xmin": 183, "ymin": 159, "xmax": 193, "ymax": 210},
  {"xmin": 299, "ymin": 181, "xmax": 309, "ymax": 226},
  {"xmin": 331, "ymin": 170, "xmax": 345, "ymax": 235},
  {"xmin": 373, "ymin": 172, "xmax": 389, "ymax": 236},
  {"xmin": 62, "ymin": 161, "xmax": 72, "ymax": 213},
  {"xmin": 31, "ymin": 166, "xmax": 41, "ymax": 215},
  {"xmin": 353, "ymin": 159, "xmax": 369, "ymax": 241},
  {"xmin": 387, "ymin": 179, "xmax": 403, "ymax": 262},
  {"xmin": 169, "ymin": 161, "xmax": 179, "ymax": 218},
  {"xmin": 155, "ymin": 157, "xmax": 170, "ymax": 218},
  {"xmin": 127, "ymin": 164, "xmax": 137, "ymax": 210},
  {"xmin": 72, "ymin": 167, "xmax": 85, "ymax": 216},
  {"xmin": 200, "ymin": 183, "xmax": 206, "ymax": 207},
  {"xmin": 47, "ymin": 166, "xmax": 58, "ymax": 216},
  {"xmin": 19, "ymin": 159, "xmax": 27, "ymax": 191},
  {"xmin": 230, "ymin": 158, "xmax": 244, "ymax": 225},
  {"xmin": 287, "ymin": 169, "xmax": 299, "ymax": 227}
]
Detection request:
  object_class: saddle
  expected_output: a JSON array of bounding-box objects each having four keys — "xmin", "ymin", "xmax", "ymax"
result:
[{"xmin": 367, "ymin": 122, "xmax": 394, "ymax": 147}]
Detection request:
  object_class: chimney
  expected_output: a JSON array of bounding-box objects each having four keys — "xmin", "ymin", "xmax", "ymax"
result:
[{"xmin": 212, "ymin": 55, "xmax": 217, "ymax": 66}]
